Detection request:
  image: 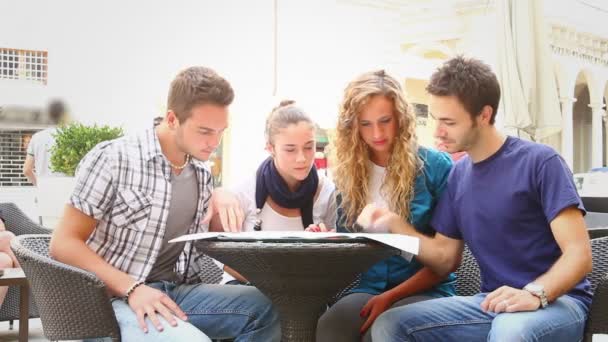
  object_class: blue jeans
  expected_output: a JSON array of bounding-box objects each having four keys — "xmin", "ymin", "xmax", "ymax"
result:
[
  {"xmin": 108, "ymin": 281, "xmax": 280, "ymax": 342},
  {"xmin": 371, "ymin": 293, "xmax": 588, "ymax": 342}
]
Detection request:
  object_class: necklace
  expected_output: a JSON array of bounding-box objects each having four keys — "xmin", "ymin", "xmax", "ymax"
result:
[{"xmin": 169, "ymin": 154, "xmax": 191, "ymax": 169}]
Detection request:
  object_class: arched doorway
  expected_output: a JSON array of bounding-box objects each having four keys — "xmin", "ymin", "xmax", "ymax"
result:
[{"xmin": 573, "ymin": 71, "xmax": 592, "ymax": 173}]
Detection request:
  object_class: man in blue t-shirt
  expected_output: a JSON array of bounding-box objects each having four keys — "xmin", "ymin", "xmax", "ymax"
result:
[{"xmin": 361, "ymin": 56, "xmax": 592, "ymax": 342}]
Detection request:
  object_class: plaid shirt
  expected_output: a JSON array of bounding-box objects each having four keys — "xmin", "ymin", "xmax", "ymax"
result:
[{"xmin": 70, "ymin": 128, "xmax": 212, "ymax": 283}]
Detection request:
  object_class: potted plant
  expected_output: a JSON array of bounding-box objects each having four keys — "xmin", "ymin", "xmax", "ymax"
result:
[
  {"xmin": 50, "ymin": 123, "xmax": 124, "ymax": 176},
  {"xmin": 36, "ymin": 123, "xmax": 123, "ymax": 227}
]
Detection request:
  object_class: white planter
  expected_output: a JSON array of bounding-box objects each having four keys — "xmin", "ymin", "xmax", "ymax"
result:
[{"xmin": 36, "ymin": 176, "xmax": 76, "ymax": 229}]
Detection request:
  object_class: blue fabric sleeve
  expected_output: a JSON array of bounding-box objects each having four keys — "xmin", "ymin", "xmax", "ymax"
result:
[
  {"xmin": 429, "ymin": 151, "xmax": 452, "ymax": 199},
  {"xmin": 537, "ymin": 155, "xmax": 585, "ymax": 223},
  {"xmin": 430, "ymin": 168, "xmax": 462, "ymax": 240}
]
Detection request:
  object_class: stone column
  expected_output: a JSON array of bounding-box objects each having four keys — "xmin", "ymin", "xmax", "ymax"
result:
[
  {"xmin": 604, "ymin": 110, "xmax": 608, "ymax": 167},
  {"xmin": 560, "ymin": 97, "xmax": 576, "ymax": 169},
  {"xmin": 589, "ymin": 102, "xmax": 606, "ymax": 169}
]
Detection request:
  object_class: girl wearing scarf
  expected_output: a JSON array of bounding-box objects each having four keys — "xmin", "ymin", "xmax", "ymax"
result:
[
  {"xmin": 218, "ymin": 100, "xmax": 337, "ymax": 283},
  {"xmin": 240, "ymin": 100, "xmax": 336, "ymax": 231}
]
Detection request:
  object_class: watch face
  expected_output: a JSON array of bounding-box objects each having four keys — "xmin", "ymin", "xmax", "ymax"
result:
[{"xmin": 526, "ymin": 283, "xmax": 543, "ymax": 292}]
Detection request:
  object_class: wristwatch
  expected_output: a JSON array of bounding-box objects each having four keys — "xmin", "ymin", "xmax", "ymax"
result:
[{"xmin": 524, "ymin": 282, "xmax": 549, "ymax": 308}]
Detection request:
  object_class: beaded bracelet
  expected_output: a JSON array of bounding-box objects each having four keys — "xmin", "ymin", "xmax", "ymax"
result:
[{"xmin": 125, "ymin": 280, "xmax": 145, "ymax": 302}]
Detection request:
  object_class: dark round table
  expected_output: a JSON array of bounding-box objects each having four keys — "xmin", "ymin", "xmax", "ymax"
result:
[{"xmin": 195, "ymin": 238, "xmax": 399, "ymax": 342}]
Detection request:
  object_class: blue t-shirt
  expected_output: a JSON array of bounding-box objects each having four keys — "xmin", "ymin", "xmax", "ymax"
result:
[
  {"xmin": 431, "ymin": 136, "xmax": 592, "ymax": 308},
  {"xmin": 338, "ymin": 147, "xmax": 456, "ymax": 297}
]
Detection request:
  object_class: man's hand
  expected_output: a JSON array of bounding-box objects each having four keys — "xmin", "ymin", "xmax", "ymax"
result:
[
  {"xmin": 480, "ymin": 285, "xmax": 541, "ymax": 313},
  {"xmin": 203, "ymin": 188, "xmax": 244, "ymax": 232},
  {"xmin": 127, "ymin": 284, "xmax": 188, "ymax": 333},
  {"xmin": 356, "ymin": 204, "xmax": 405, "ymax": 234},
  {"xmin": 359, "ymin": 293, "xmax": 394, "ymax": 335}
]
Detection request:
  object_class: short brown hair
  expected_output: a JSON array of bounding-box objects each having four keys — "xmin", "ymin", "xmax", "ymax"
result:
[
  {"xmin": 167, "ymin": 66, "xmax": 234, "ymax": 122},
  {"xmin": 426, "ymin": 56, "xmax": 500, "ymax": 124}
]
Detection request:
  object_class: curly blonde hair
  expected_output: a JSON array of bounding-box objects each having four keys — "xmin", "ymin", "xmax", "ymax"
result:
[{"xmin": 332, "ymin": 70, "xmax": 420, "ymax": 230}]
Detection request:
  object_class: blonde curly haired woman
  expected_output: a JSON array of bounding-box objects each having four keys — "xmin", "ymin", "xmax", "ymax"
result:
[{"xmin": 316, "ymin": 70, "xmax": 456, "ymax": 342}]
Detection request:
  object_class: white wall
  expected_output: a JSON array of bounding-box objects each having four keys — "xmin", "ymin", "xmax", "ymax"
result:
[
  {"xmin": 1, "ymin": 0, "xmax": 277, "ymax": 185},
  {"xmin": 0, "ymin": 187, "xmax": 37, "ymax": 221},
  {"xmin": 545, "ymin": 0, "xmax": 608, "ymax": 38},
  {"xmin": 229, "ymin": 0, "xmax": 413, "ymax": 182},
  {"xmin": 275, "ymin": 1, "xmax": 403, "ymax": 128},
  {"xmin": 1, "ymin": 0, "xmax": 275, "ymax": 128},
  {"xmin": 0, "ymin": 0, "xmax": 410, "ymax": 185}
]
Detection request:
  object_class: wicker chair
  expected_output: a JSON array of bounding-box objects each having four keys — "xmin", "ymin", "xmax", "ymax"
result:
[
  {"xmin": 11, "ymin": 234, "xmax": 226, "ymax": 342},
  {"xmin": 454, "ymin": 246, "xmax": 481, "ymax": 297},
  {"xmin": 588, "ymin": 227, "xmax": 608, "ymax": 240},
  {"xmin": 455, "ymin": 238, "xmax": 608, "ymax": 341},
  {"xmin": 586, "ymin": 213, "xmax": 608, "ymax": 230},
  {"xmin": 0, "ymin": 203, "xmax": 51, "ymax": 329},
  {"xmin": 582, "ymin": 197, "xmax": 608, "ymax": 229},
  {"xmin": 582, "ymin": 197, "xmax": 608, "ymax": 213},
  {"xmin": 11, "ymin": 234, "xmax": 121, "ymax": 341},
  {"xmin": 583, "ymin": 236, "xmax": 608, "ymax": 341}
]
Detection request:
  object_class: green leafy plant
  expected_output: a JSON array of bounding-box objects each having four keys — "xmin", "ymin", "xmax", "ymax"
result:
[{"xmin": 50, "ymin": 123, "xmax": 124, "ymax": 176}]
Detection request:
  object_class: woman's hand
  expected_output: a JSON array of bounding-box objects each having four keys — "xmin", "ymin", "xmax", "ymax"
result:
[
  {"xmin": 359, "ymin": 293, "xmax": 395, "ymax": 335},
  {"xmin": 305, "ymin": 223, "xmax": 335, "ymax": 232}
]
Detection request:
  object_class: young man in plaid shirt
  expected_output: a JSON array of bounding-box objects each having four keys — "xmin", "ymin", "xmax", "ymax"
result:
[{"xmin": 50, "ymin": 66, "xmax": 280, "ymax": 341}]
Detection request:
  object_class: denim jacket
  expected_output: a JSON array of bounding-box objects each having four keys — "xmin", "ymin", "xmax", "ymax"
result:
[{"xmin": 336, "ymin": 147, "xmax": 456, "ymax": 297}]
